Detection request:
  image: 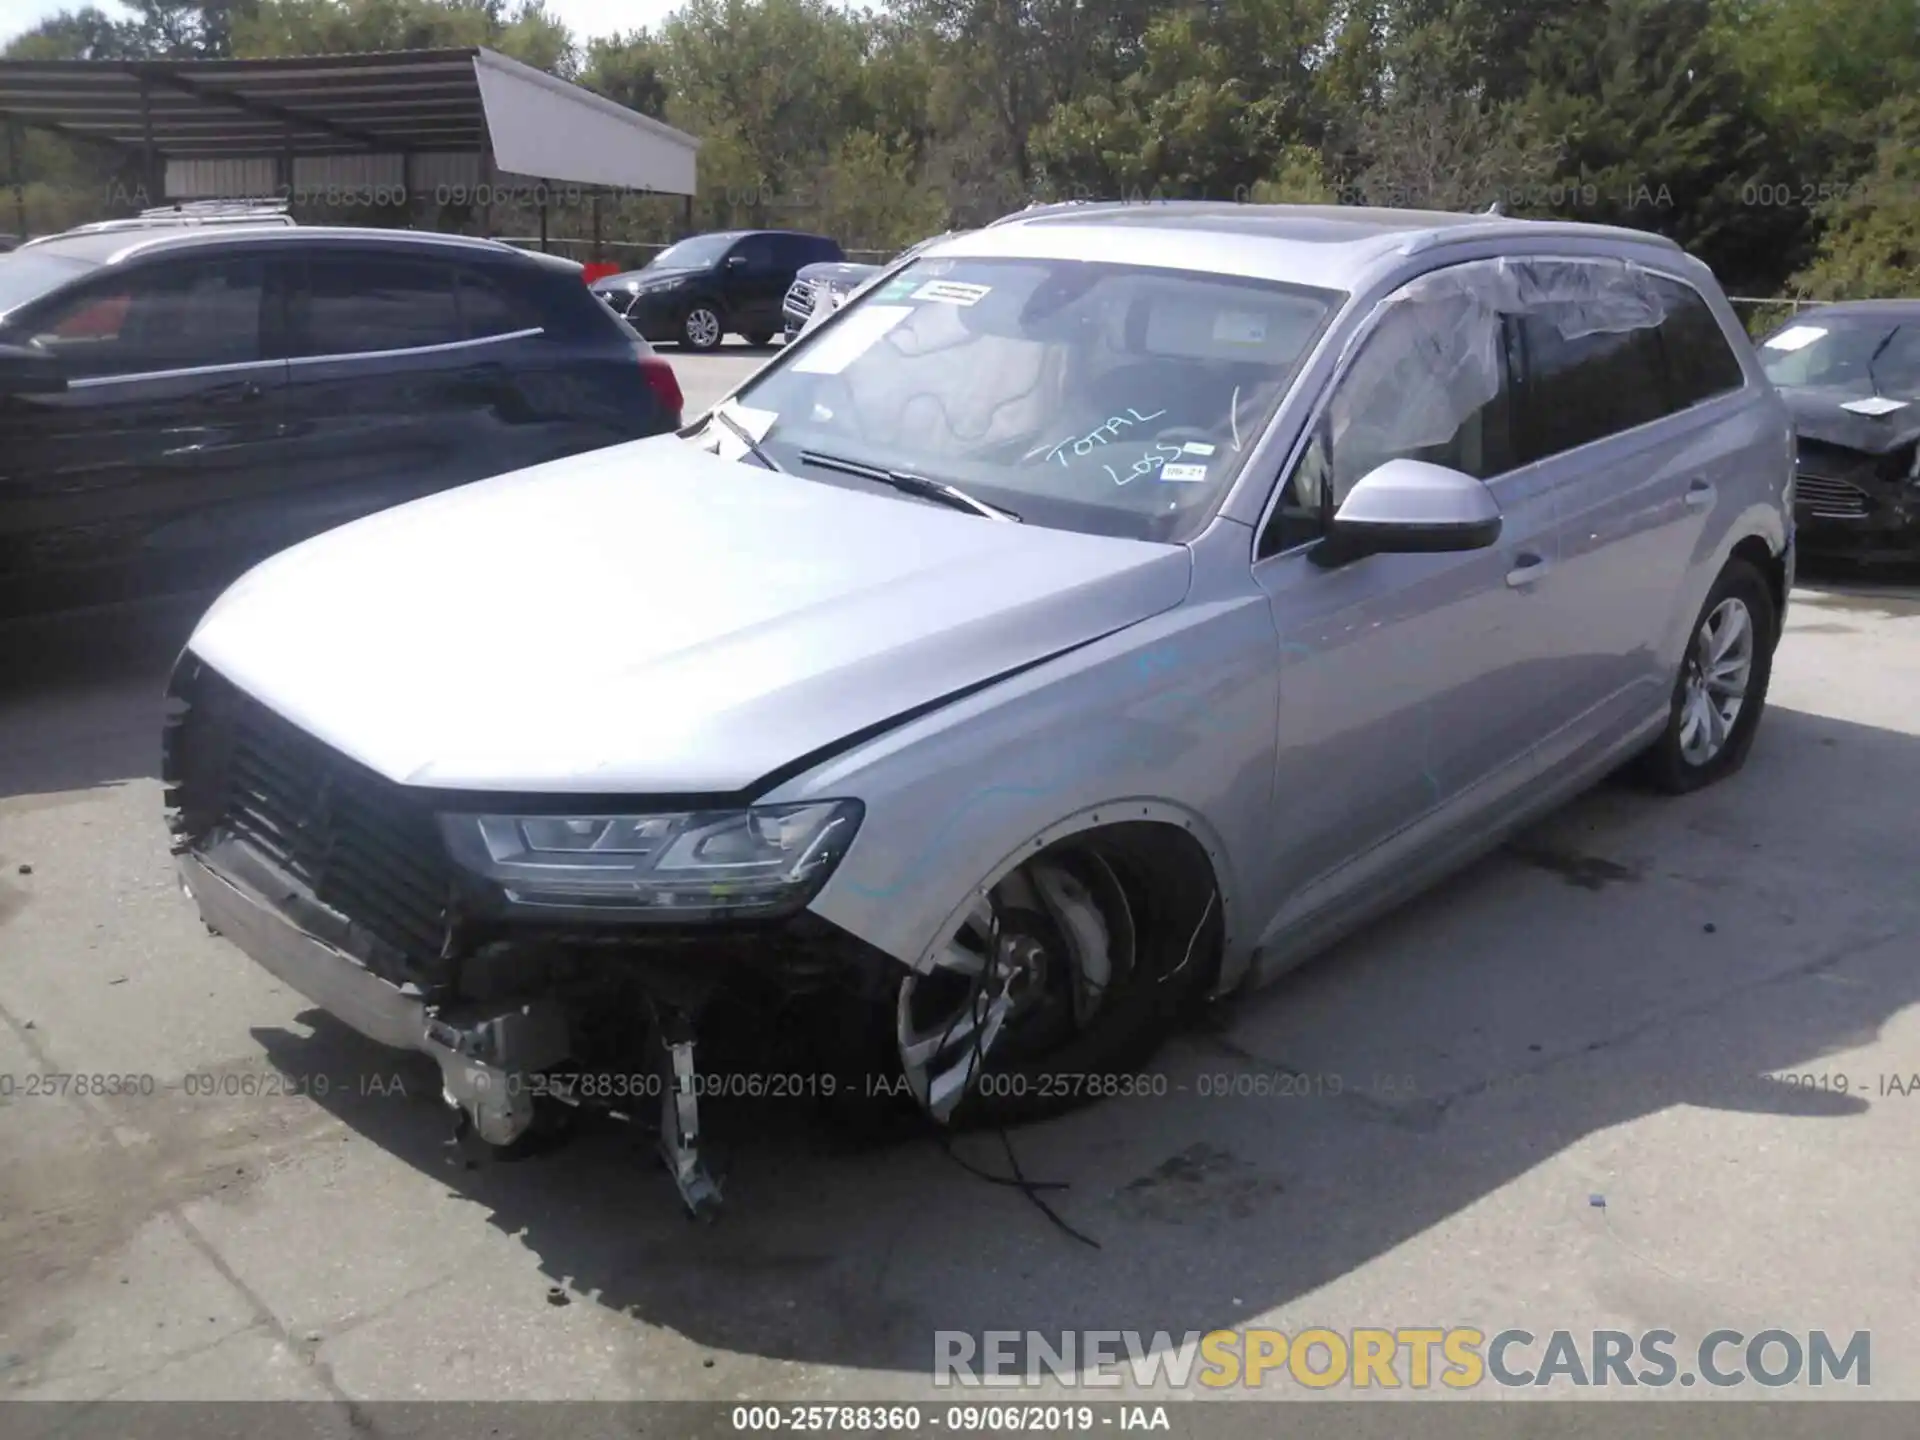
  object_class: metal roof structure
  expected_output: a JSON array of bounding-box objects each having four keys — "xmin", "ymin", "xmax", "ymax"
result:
[{"xmin": 0, "ymin": 47, "xmax": 700, "ymax": 198}]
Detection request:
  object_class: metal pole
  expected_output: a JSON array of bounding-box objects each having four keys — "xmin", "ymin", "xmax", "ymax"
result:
[
  {"xmin": 590, "ymin": 191, "xmax": 602, "ymax": 262},
  {"xmin": 538, "ymin": 194, "xmax": 548, "ymax": 252},
  {"xmin": 479, "ymin": 147, "xmax": 493, "ymax": 237},
  {"xmin": 6, "ymin": 115, "xmax": 24, "ymax": 241},
  {"xmin": 401, "ymin": 150, "xmax": 414, "ymax": 226},
  {"xmin": 140, "ymin": 77, "xmax": 160, "ymax": 207},
  {"xmin": 682, "ymin": 192, "xmax": 693, "ymax": 237}
]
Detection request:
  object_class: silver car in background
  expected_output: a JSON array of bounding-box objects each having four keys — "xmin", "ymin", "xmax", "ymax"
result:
[{"xmin": 165, "ymin": 203, "xmax": 1792, "ymax": 1217}]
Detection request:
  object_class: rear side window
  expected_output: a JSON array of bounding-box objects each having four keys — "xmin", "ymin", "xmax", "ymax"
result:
[
  {"xmin": 296, "ymin": 252, "xmax": 462, "ymax": 356},
  {"xmin": 731, "ymin": 234, "xmax": 778, "ymax": 269},
  {"xmin": 1651, "ymin": 275, "xmax": 1746, "ymax": 407},
  {"xmin": 17, "ymin": 258, "xmax": 263, "ymax": 377},
  {"xmin": 1510, "ymin": 308, "xmax": 1668, "ymax": 464},
  {"xmin": 455, "ymin": 266, "xmax": 542, "ymax": 340}
]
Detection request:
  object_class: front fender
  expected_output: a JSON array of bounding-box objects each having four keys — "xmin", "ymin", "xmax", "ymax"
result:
[{"xmin": 760, "ymin": 595, "xmax": 1281, "ymax": 994}]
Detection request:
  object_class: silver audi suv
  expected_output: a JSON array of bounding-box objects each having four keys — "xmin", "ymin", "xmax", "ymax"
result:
[{"xmin": 164, "ymin": 202, "xmax": 1793, "ymax": 1216}]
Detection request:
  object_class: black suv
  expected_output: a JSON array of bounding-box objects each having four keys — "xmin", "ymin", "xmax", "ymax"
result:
[
  {"xmin": 0, "ymin": 225, "xmax": 682, "ymax": 621},
  {"xmin": 593, "ymin": 230, "xmax": 843, "ymax": 351}
]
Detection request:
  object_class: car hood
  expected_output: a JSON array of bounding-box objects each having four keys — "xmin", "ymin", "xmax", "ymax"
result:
[
  {"xmin": 795, "ymin": 261, "xmax": 879, "ymax": 288},
  {"xmin": 186, "ymin": 437, "xmax": 1192, "ymax": 795},
  {"xmin": 1781, "ymin": 384, "xmax": 1920, "ymax": 456}
]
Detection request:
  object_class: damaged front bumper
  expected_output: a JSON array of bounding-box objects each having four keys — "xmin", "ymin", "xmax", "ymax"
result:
[
  {"xmin": 164, "ymin": 659, "xmax": 906, "ymax": 1218},
  {"xmin": 180, "ymin": 850, "xmax": 568, "ymax": 1150}
]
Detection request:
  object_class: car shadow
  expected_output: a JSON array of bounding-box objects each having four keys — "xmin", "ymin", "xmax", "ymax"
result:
[
  {"xmin": 247, "ymin": 699, "xmax": 1920, "ymax": 1377},
  {"xmin": 0, "ymin": 597, "xmax": 206, "ymax": 800}
]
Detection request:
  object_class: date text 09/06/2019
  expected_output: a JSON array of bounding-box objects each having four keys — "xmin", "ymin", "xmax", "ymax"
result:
[{"xmin": 730, "ymin": 1405, "xmax": 1168, "ymax": 1432}]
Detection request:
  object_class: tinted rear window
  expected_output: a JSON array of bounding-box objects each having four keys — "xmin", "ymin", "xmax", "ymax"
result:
[
  {"xmin": 456, "ymin": 266, "xmax": 543, "ymax": 339},
  {"xmin": 297, "ymin": 252, "xmax": 462, "ymax": 355},
  {"xmin": 1652, "ymin": 276, "xmax": 1746, "ymax": 407},
  {"xmin": 1511, "ymin": 310, "xmax": 1669, "ymax": 464}
]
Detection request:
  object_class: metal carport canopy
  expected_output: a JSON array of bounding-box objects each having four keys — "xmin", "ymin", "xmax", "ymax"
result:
[{"xmin": 0, "ymin": 47, "xmax": 700, "ymax": 196}]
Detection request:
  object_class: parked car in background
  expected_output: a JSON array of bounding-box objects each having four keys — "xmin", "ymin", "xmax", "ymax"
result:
[
  {"xmin": 781, "ymin": 232, "xmax": 962, "ymax": 339},
  {"xmin": 0, "ymin": 224, "xmax": 681, "ymax": 621},
  {"xmin": 593, "ymin": 230, "xmax": 843, "ymax": 351},
  {"xmin": 1758, "ymin": 301, "xmax": 1920, "ymax": 562},
  {"xmin": 163, "ymin": 203, "xmax": 1789, "ymax": 1218}
]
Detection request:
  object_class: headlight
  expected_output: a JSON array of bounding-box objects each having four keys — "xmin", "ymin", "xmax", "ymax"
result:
[{"xmin": 438, "ymin": 801, "xmax": 863, "ymax": 920}]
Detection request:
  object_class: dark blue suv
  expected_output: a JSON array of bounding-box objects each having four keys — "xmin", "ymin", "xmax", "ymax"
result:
[
  {"xmin": 592, "ymin": 230, "xmax": 843, "ymax": 351},
  {"xmin": 0, "ymin": 225, "xmax": 682, "ymax": 621}
]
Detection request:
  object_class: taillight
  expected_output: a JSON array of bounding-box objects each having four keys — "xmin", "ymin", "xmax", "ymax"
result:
[{"xmin": 637, "ymin": 351, "xmax": 683, "ymax": 420}]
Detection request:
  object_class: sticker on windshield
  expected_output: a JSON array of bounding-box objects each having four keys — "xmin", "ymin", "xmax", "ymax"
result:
[
  {"xmin": 1840, "ymin": 395, "xmax": 1910, "ymax": 416},
  {"xmin": 912, "ymin": 280, "xmax": 992, "ymax": 306},
  {"xmin": 1213, "ymin": 310, "xmax": 1268, "ymax": 344},
  {"xmin": 874, "ymin": 277, "xmax": 918, "ymax": 302},
  {"xmin": 1763, "ymin": 325, "xmax": 1827, "ymax": 352},
  {"xmin": 1182, "ymin": 441, "xmax": 1217, "ymax": 456},
  {"xmin": 791, "ymin": 304, "xmax": 913, "ymax": 375},
  {"xmin": 1160, "ymin": 462, "xmax": 1210, "ymax": 483}
]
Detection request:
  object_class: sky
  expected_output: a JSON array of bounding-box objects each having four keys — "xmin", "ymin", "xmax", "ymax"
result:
[{"xmin": 0, "ymin": 0, "xmax": 678, "ymax": 49}]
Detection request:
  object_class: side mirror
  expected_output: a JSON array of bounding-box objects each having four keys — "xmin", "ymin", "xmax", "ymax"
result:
[
  {"xmin": 0, "ymin": 342, "xmax": 68, "ymax": 397},
  {"xmin": 1317, "ymin": 457, "xmax": 1501, "ymax": 564}
]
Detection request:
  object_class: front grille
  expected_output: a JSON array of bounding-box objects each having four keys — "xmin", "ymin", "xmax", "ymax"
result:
[
  {"xmin": 1794, "ymin": 472, "xmax": 1870, "ymax": 518},
  {"xmin": 166, "ymin": 662, "xmax": 454, "ymax": 966},
  {"xmin": 783, "ymin": 279, "xmax": 815, "ymax": 319}
]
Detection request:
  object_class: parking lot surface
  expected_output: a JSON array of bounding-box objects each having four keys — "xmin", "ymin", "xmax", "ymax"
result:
[{"xmin": 1, "ymin": 350, "xmax": 1915, "ymax": 1403}]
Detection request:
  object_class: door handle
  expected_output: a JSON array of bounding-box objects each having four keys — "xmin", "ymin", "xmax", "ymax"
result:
[
  {"xmin": 1685, "ymin": 478, "xmax": 1716, "ymax": 510},
  {"xmin": 1505, "ymin": 552, "xmax": 1552, "ymax": 588}
]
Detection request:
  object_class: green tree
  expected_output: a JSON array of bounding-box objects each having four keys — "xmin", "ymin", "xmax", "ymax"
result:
[
  {"xmin": 582, "ymin": 30, "xmax": 671, "ymax": 118},
  {"xmin": 1791, "ymin": 97, "xmax": 1920, "ymax": 298},
  {"xmin": 1030, "ymin": 0, "xmax": 1336, "ymax": 202}
]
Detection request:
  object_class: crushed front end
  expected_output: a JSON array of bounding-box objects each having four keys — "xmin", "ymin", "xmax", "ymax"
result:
[{"xmin": 162, "ymin": 656, "xmax": 903, "ymax": 1218}]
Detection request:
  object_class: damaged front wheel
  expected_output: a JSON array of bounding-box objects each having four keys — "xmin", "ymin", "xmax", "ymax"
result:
[{"xmin": 897, "ymin": 830, "xmax": 1216, "ymax": 1128}]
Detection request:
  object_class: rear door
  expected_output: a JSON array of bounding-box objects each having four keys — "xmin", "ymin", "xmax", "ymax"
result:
[
  {"xmin": 723, "ymin": 233, "xmax": 788, "ymax": 335},
  {"xmin": 274, "ymin": 246, "xmax": 533, "ymax": 540},
  {"xmin": 0, "ymin": 253, "xmax": 283, "ymax": 617},
  {"xmin": 1506, "ymin": 262, "xmax": 1748, "ymax": 760}
]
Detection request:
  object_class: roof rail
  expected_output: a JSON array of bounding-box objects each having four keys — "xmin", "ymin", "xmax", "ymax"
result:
[{"xmin": 1399, "ymin": 218, "xmax": 1684, "ymax": 255}]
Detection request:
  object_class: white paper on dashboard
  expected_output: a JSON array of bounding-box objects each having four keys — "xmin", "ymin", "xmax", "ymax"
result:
[
  {"xmin": 715, "ymin": 400, "xmax": 779, "ymax": 440},
  {"xmin": 791, "ymin": 305, "xmax": 914, "ymax": 375},
  {"xmin": 705, "ymin": 400, "xmax": 780, "ymax": 461},
  {"xmin": 1762, "ymin": 325, "xmax": 1826, "ymax": 352},
  {"xmin": 1839, "ymin": 395, "xmax": 1910, "ymax": 417}
]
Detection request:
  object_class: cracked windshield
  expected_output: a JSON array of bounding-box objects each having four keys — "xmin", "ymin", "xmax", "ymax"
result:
[{"xmin": 701, "ymin": 256, "xmax": 1340, "ymax": 540}]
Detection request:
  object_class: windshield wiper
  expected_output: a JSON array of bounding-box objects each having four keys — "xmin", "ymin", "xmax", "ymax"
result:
[
  {"xmin": 798, "ymin": 449, "xmax": 1022, "ymax": 522},
  {"xmin": 710, "ymin": 406, "xmax": 786, "ymax": 473},
  {"xmin": 1864, "ymin": 326, "xmax": 1902, "ymax": 398}
]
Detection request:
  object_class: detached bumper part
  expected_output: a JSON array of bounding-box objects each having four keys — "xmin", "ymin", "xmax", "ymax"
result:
[{"xmin": 180, "ymin": 852, "xmax": 726, "ymax": 1215}]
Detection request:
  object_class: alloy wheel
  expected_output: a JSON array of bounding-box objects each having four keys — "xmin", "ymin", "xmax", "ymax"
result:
[{"xmin": 1678, "ymin": 595, "xmax": 1755, "ymax": 767}]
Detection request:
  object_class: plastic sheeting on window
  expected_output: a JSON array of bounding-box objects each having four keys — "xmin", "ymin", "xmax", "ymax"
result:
[{"xmin": 1329, "ymin": 255, "xmax": 1670, "ymax": 463}]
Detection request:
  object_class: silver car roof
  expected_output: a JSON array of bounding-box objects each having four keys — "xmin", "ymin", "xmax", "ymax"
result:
[{"xmin": 941, "ymin": 201, "xmax": 1685, "ymax": 293}]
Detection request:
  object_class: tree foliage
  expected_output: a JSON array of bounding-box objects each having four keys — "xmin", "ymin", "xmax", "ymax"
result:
[{"xmin": 3, "ymin": 0, "xmax": 1912, "ymax": 288}]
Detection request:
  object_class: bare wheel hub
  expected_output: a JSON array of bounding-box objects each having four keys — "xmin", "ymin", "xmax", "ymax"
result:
[{"xmin": 898, "ymin": 849, "xmax": 1136, "ymax": 1122}]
